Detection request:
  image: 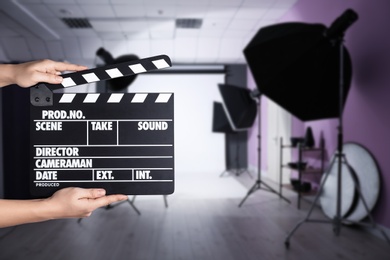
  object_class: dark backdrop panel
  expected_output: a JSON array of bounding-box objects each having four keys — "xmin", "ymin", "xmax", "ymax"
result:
[
  {"xmin": 225, "ymin": 132, "xmax": 247, "ymax": 170},
  {"xmin": 2, "ymin": 86, "xmax": 30, "ymax": 199},
  {"xmin": 224, "ymin": 64, "xmax": 248, "ymax": 170}
]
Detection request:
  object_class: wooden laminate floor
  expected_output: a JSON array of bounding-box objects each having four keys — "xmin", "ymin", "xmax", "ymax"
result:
[{"xmin": 0, "ymin": 174, "xmax": 389, "ymax": 260}]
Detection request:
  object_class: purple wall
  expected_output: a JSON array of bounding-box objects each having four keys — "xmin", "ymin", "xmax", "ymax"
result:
[{"xmin": 248, "ymin": 0, "xmax": 390, "ymax": 228}]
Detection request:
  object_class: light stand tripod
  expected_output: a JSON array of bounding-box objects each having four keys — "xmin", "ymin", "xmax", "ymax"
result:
[
  {"xmin": 104, "ymin": 195, "xmax": 169, "ymax": 215},
  {"xmin": 239, "ymin": 93, "xmax": 291, "ymax": 207},
  {"xmin": 78, "ymin": 195, "xmax": 141, "ymax": 223},
  {"xmin": 234, "ymin": 132, "xmax": 252, "ymax": 177},
  {"xmin": 284, "ymin": 32, "xmax": 390, "ymax": 248},
  {"xmin": 105, "ymin": 195, "xmax": 141, "ymax": 215},
  {"xmin": 220, "ymin": 132, "xmax": 252, "ymax": 178}
]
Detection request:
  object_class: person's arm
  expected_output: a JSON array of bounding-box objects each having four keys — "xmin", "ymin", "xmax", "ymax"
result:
[
  {"xmin": 0, "ymin": 188, "xmax": 127, "ymax": 228},
  {"xmin": 0, "ymin": 59, "xmax": 129, "ymax": 228},
  {"xmin": 0, "ymin": 59, "xmax": 87, "ymax": 88}
]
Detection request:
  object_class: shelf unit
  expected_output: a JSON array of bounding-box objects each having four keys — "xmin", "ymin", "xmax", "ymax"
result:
[{"xmin": 279, "ymin": 137, "xmax": 324, "ymax": 209}]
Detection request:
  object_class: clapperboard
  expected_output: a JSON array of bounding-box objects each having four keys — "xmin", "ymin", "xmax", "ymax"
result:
[{"xmin": 30, "ymin": 55, "xmax": 174, "ymax": 197}]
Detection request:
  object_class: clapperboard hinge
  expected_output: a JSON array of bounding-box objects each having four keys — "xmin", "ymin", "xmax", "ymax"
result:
[
  {"xmin": 30, "ymin": 54, "xmax": 172, "ymax": 107},
  {"xmin": 30, "ymin": 84, "xmax": 54, "ymax": 106}
]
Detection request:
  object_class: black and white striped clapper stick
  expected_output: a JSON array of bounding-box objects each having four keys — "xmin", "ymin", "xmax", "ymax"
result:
[
  {"xmin": 31, "ymin": 54, "xmax": 171, "ymax": 106},
  {"xmin": 50, "ymin": 54, "xmax": 170, "ymax": 90}
]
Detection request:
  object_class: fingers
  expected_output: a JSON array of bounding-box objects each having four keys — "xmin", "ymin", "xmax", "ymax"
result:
[
  {"xmin": 44, "ymin": 188, "xmax": 128, "ymax": 220},
  {"xmin": 33, "ymin": 71, "xmax": 64, "ymax": 84},
  {"xmin": 36, "ymin": 61, "xmax": 87, "ymax": 83},
  {"xmin": 77, "ymin": 188, "xmax": 107, "ymax": 199},
  {"xmin": 18, "ymin": 60, "xmax": 87, "ymax": 87},
  {"xmin": 49, "ymin": 61, "xmax": 88, "ymax": 73},
  {"xmin": 44, "ymin": 60, "xmax": 87, "ymax": 71},
  {"xmin": 90, "ymin": 194, "xmax": 128, "ymax": 209},
  {"xmin": 9, "ymin": 59, "xmax": 88, "ymax": 88}
]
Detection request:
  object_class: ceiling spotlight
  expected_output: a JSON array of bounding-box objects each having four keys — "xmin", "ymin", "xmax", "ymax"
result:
[{"xmin": 59, "ymin": 8, "xmax": 72, "ymax": 16}]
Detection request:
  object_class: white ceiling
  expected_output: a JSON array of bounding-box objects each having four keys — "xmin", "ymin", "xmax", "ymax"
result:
[{"xmin": 0, "ymin": 0, "xmax": 297, "ymax": 66}]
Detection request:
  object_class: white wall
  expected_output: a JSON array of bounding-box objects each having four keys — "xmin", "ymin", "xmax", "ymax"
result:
[{"xmin": 128, "ymin": 73, "xmax": 225, "ymax": 178}]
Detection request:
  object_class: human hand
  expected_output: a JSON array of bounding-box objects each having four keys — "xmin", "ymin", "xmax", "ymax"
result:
[
  {"xmin": 44, "ymin": 187, "xmax": 128, "ymax": 219},
  {"xmin": 10, "ymin": 59, "xmax": 87, "ymax": 88}
]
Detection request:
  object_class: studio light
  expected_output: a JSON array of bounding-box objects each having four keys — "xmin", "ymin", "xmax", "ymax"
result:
[
  {"xmin": 244, "ymin": 17, "xmax": 353, "ymax": 121},
  {"xmin": 218, "ymin": 84, "xmax": 257, "ymax": 131},
  {"xmin": 218, "ymin": 84, "xmax": 291, "ymax": 205},
  {"xmin": 243, "ymin": 8, "xmax": 390, "ymax": 246},
  {"xmin": 215, "ymin": 86, "xmax": 254, "ymax": 177},
  {"xmin": 212, "ymin": 101, "xmax": 234, "ymax": 133}
]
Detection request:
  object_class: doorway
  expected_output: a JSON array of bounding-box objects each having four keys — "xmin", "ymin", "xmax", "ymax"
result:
[{"xmin": 266, "ymin": 98, "xmax": 291, "ymax": 184}]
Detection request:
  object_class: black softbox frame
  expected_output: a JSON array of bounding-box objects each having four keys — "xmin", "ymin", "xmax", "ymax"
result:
[
  {"xmin": 244, "ymin": 22, "xmax": 352, "ymax": 121},
  {"xmin": 218, "ymin": 84, "xmax": 257, "ymax": 131},
  {"xmin": 212, "ymin": 102, "xmax": 235, "ymax": 133}
]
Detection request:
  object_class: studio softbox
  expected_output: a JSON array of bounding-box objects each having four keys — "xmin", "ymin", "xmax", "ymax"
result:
[
  {"xmin": 218, "ymin": 84, "xmax": 257, "ymax": 131},
  {"xmin": 244, "ymin": 22, "xmax": 352, "ymax": 121},
  {"xmin": 212, "ymin": 102, "xmax": 234, "ymax": 133}
]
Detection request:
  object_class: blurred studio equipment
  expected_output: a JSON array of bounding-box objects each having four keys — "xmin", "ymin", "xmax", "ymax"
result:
[
  {"xmin": 218, "ymin": 84, "xmax": 291, "ymax": 206},
  {"xmin": 244, "ymin": 8, "xmax": 389, "ymax": 246}
]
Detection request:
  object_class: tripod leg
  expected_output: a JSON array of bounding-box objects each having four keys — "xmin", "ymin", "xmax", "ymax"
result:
[
  {"xmin": 284, "ymin": 219, "xmax": 306, "ymax": 248},
  {"xmin": 259, "ymin": 180, "xmax": 291, "ymax": 204},
  {"xmin": 342, "ymin": 157, "xmax": 390, "ymax": 244},
  {"xmin": 127, "ymin": 198, "xmax": 141, "ymax": 215},
  {"xmin": 306, "ymin": 155, "xmax": 338, "ymax": 219},
  {"xmin": 238, "ymin": 99, "xmax": 290, "ymax": 208},
  {"xmin": 163, "ymin": 195, "xmax": 168, "ymax": 208},
  {"xmin": 241, "ymin": 169, "xmax": 253, "ymax": 178},
  {"xmin": 220, "ymin": 170, "xmax": 229, "ymax": 177},
  {"xmin": 238, "ymin": 181, "xmax": 260, "ymax": 207},
  {"xmin": 285, "ymin": 155, "xmax": 337, "ymax": 247},
  {"xmin": 355, "ymin": 186, "xmax": 390, "ymax": 244},
  {"xmin": 358, "ymin": 195, "xmax": 390, "ymax": 244},
  {"xmin": 332, "ymin": 217, "xmax": 341, "ymax": 236}
]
